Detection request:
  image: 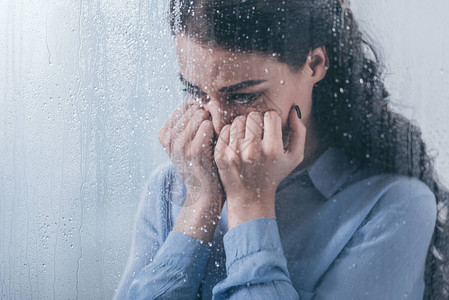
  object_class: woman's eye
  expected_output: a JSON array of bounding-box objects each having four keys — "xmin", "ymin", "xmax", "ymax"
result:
[
  {"xmin": 182, "ymin": 88, "xmax": 210, "ymax": 105},
  {"xmin": 226, "ymin": 93, "xmax": 262, "ymax": 105}
]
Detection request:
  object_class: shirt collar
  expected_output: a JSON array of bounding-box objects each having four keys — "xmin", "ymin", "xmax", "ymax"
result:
[{"xmin": 306, "ymin": 146, "xmax": 360, "ymax": 199}]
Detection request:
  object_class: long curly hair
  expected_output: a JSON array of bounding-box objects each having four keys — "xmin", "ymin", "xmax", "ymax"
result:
[{"xmin": 169, "ymin": 0, "xmax": 449, "ymax": 298}]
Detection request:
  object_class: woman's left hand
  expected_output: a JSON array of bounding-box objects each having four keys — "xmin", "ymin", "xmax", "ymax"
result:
[{"xmin": 214, "ymin": 106, "xmax": 306, "ymax": 229}]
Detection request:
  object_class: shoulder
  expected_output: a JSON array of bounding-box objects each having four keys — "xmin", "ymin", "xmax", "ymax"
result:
[
  {"xmin": 339, "ymin": 169, "xmax": 437, "ymax": 241},
  {"xmin": 361, "ymin": 174, "xmax": 436, "ymax": 236},
  {"xmin": 374, "ymin": 174, "xmax": 436, "ymax": 213},
  {"xmin": 381, "ymin": 175, "xmax": 435, "ymax": 199},
  {"xmin": 346, "ymin": 165, "xmax": 436, "ymax": 214}
]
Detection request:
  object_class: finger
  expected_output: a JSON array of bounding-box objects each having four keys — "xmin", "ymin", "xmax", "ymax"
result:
[
  {"xmin": 285, "ymin": 106, "xmax": 306, "ymax": 160},
  {"xmin": 215, "ymin": 124, "xmax": 231, "ymax": 170},
  {"xmin": 159, "ymin": 101, "xmax": 189, "ymax": 148},
  {"xmin": 191, "ymin": 119, "xmax": 215, "ymax": 155},
  {"xmin": 230, "ymin": 115, "xmax": 246, "ymax": 144},
  {"xmin": 216, "ymin": 124, "xmax": 231, "ymax": 148},
  {"xmin": 262, "ymin": 111, "xmax": 283, "ymax": 150},
  {"xmin": 167, "ymin": 103, "xmax": 202, "ymax": 156},
  {"xmin": 173, "ymin": 102, "xmax": 201, "ymax": 134},
  {"xmin": 245, "ymin": 111, "xmax": 264, "ymax": 140},
  {"xmin": 184, "ymin": 109, "xmax": 211, "ymax": 142}
]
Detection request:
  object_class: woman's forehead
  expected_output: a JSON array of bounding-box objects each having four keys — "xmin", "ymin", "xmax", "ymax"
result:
[{"xmin": 176, "ymin": 35, "xmax": 291, "ymax": 89}]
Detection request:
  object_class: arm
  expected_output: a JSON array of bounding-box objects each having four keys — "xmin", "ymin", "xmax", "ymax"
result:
[
  {"xmin": 115, "ymin": 100, "xmax": 226, "ymax": 299},
  {"xmin": 114, "ymin": 166, "xmax": 214, "ymax": 300},
  {"xmin": 212, "ymin": 108, "xmax": 305, "ymax": 299},
  {"xmin": 212, "ymin": 217, "xmax": 300, "ymax": 300}
]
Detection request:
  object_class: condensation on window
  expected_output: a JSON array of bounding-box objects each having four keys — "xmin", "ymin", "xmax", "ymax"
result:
[{"xmin": 0, "ymin": 1, "xmax": 448, "ymax": 299}]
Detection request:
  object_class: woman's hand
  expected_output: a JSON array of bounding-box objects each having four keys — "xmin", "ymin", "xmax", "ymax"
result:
[
  {"xmin": 214, "ymin": 107, "xmax": 306, "ymax": 229},
  {"xmin": 159, "ymin": 101, "xmax": 224, "ymax": 242}
]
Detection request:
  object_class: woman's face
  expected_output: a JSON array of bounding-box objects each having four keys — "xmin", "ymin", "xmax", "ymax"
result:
[{"xmin": 176, "ymin": 35, "xmax": 326, "ymax": 145}]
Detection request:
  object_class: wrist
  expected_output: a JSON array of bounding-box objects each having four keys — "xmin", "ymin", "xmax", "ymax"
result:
[
  {"xmin": 186, "ymin": 175, "xmax": 223, "ymax": 197},
  {"xmin": 173, "ymin": 190, "xmax": 225, "ymax": 243},
  {"xmin": 186, "ymin": 187, "xmax": 225, "ymax": 208},
  {"xmin": 227, "ymin": 197, "xmax": 275, "ymax": 230}
]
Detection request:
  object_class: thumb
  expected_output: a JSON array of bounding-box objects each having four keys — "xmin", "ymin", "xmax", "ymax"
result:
[{"xmin": 285, "ymin": 105, "xmax": 306, "ymax": 161}]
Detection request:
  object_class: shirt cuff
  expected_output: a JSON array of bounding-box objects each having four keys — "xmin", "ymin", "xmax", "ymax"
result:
[
  {"xmin": 223, "ymin": 217, "xmax": 284, "ymax": 271},
  {"xmin": 154, "ymin": 230, "xmax": 211, "ymax": 282}
]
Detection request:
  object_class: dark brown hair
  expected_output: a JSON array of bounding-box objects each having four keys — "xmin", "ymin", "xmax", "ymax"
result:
[{"xmin": 169, "ymin": 0, "xmax": 449, "ymax": 298}]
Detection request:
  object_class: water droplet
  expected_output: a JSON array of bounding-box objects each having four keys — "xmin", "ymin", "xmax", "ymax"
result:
[
  {"xmin": 280, "ymin": 80, "xmax": 285, "ymax": 85},
  {"xmin": 215, "ymin": 261, "xmax": 220, "ymax": 268}
]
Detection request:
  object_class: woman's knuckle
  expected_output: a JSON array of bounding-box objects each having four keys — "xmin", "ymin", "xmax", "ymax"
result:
[
  {"xmin": 202, "ymin": 119, "xmax": 213, "ymax": 128},
  {"xmin": 242, "ymin": 150, "xmax": 255, "ymax": 163},
  {"xmin": 199, "ymin": 120, "xmax": 213, "ymax": 136},
  {"xmin": 234, "ymin": 115, "xmax": 246, "ymax": 125},
  {"xmin": 265, "ymin": 111, "xmax": 280, "ymax": 121},
  {"xmin": 225, "ymin": 149, "xmax": 238, "ymax": 162},
  {"xmin": 247, "ymin": 111, "xmax": 260, "ymax": 120},
  {"xmin": 215, "ymin": 152, "xmax": 226, "ymax": 164},
  {"xmin": 264, "ymin": 144, "xmax": 277, "ymax": 156}
]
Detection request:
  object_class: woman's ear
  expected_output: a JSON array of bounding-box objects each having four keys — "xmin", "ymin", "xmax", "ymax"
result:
[{"xmin": 306, "ymin": 47, "xmax": 329, "ymax": 83}]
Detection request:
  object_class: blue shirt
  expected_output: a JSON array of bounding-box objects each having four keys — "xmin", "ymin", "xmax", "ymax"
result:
[{"xmin": 114, "ymin": 147, "xmax": 436, "ymax": 299}]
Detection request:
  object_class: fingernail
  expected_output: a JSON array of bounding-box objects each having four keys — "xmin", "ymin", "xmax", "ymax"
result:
[{"xmin": 295, "ymin": 105, "xmax": 302, "ymax": 119}]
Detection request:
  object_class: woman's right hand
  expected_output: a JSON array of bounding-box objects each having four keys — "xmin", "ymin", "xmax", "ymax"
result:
[
  {"xmin": 158, "ymin": 101, "xmax": 224, "ymax": 242},
  {"xmin": 159, "ymin": 101, "xmax": 223, "ymax": 204}
]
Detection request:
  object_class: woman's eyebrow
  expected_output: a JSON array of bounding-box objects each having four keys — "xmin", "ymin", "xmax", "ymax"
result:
[
  {"xmin": 178, "ymin": 74, "xmax": 265, "ymax": 93},
  {"xmin": 218, "ymin": 80, "xmax": 266, "ymax": 93},
  {"xmin": 179, "ymin": 74, "xmax": 203, "ymax": 93}
]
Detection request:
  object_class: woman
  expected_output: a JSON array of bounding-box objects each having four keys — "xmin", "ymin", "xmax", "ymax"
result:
[{"xmin": 115, "ymin": 0, "xmax": 449, "ymax": 299}]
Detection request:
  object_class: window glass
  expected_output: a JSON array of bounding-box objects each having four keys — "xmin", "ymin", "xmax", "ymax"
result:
[{"xmin": 1, "ymin": 1, "xmax": 448, "ymax": 298}]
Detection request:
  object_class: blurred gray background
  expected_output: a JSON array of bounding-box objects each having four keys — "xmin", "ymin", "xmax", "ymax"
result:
[{"xmin": 1, "ymin": 0, "xmax": 448, "ymax": 299}]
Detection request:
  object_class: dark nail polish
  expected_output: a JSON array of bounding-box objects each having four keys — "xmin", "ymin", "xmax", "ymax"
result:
[{"xmin": 295, "ymin": 105, "xmax": 302, "ymax": 119}]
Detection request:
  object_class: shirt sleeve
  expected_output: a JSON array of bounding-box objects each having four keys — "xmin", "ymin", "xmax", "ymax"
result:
[
  {"xmin": 212, "ymin": 218, "xmax": 300, "ymax": 300},
  {"xmin": 311, "ymin": 177, "xmax": 437, "ymax": 300},
  {"xmin": 113, "ymin": 165, "xmax": 211, "ymax": 300}
]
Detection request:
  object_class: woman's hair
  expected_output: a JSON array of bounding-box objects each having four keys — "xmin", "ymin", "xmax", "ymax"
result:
[{"xmin": 169, "ymin": 0, "xmax": 449, "ymax": 298}]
